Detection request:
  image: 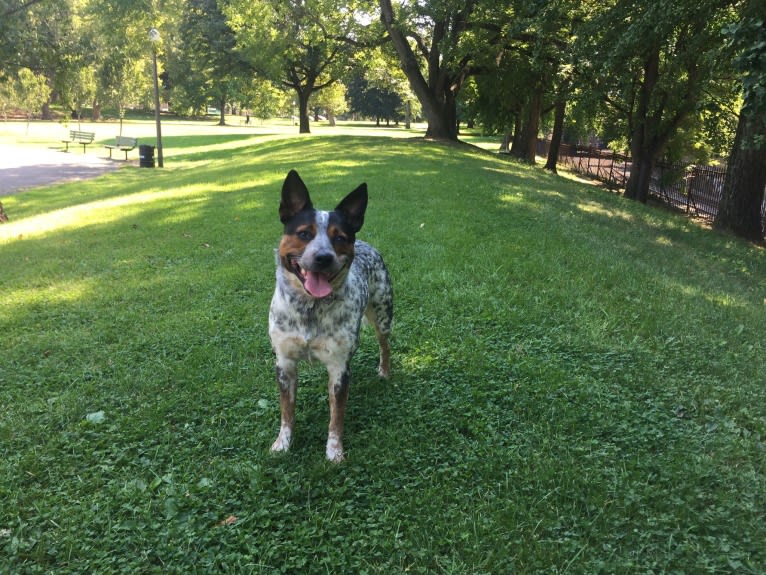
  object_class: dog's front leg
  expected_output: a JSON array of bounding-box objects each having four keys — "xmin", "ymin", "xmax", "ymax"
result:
[
  {"xmin": 326, "ymin": 363, "xmax": 350, "ymax": 462},
  {"xmin": 271, "ymin": 360, "xmax": 297, "ymax": 453}
]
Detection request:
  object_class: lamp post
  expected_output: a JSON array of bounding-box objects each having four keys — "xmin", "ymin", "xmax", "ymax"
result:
[{"xmin": 149, "ymin": 27, "xmax": 164, "ymax": 168}]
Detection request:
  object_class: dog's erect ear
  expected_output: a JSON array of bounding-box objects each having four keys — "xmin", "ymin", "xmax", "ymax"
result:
[
  {"xmin": 335, "ymin": 183, "xmax": 368, "ymax": 233},
  {"xmin": 280, "ymin": 170, "xmax": 313, "ymax": 224}
]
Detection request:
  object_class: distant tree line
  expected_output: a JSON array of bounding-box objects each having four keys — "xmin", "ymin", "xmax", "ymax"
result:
[{"xmin": 0, "ymin": 0, "xmax": 763, "ymax": 241}]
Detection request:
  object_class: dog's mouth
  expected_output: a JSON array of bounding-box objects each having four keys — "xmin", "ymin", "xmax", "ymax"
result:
[{"xmin": 287, "ymin": 255, "xmax": 343, "ymax": 298}]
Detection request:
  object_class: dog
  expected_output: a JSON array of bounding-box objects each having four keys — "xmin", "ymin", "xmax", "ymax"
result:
[{"xmin": 268, "ymin": 170, "xmax": 393, "ymax": 462}]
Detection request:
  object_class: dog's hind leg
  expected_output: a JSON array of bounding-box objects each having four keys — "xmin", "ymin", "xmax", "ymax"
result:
[
  {"xmin": 271, "ymin": 361, "xmax": 297, "ymax": 453},
  {"xmin": 365, "ymin": 291, "xmax": 393, "ymax": 379},
  {"xmin": 326, "ymin": 363, "xmax": 351, "ymax": 462},
  {"xmin": 367, "ymin": 314, "xmax": 391, "ymax": 379}
]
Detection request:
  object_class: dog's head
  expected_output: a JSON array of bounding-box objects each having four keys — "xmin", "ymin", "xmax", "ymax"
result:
[{"xmin": 277, "ymin": 170, "xmax": 368, "ymax": 298}]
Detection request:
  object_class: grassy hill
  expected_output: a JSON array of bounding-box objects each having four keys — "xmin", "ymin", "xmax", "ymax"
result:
[{"xmin": 1, "ymin": 128, "xmax": 764, "ymax": 573}]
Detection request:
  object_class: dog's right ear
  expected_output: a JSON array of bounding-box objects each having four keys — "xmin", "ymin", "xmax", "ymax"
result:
[{"xmin": 280, "ymin": 170, "xmax": 313, "ymax": 224}]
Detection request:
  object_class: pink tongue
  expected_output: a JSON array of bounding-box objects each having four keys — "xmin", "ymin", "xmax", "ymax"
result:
[{"xmin": 305, "ymin": 271, "xmax": 333, "ymax": 298}]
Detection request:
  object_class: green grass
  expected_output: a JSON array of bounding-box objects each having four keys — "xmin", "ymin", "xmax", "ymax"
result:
[{"xmin": 1, "ymin": 126, "xmax": 765, "ymax": 574}]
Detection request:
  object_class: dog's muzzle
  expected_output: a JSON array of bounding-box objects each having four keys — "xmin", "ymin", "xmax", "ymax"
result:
[{"xmin": 287, "ymin": 254, "xmax": 344, "ymax": 298}]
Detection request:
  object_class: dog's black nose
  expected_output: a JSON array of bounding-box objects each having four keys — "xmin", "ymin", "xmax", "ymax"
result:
[{"xmin": 314, "ymin": 252, "xmax": 335, "ymax": 267}]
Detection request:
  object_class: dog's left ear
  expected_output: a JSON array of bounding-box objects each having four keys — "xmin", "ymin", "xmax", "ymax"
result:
[
  {"xmin": 280, "ymin": 170, "xmax": 313, "ymax": 224},
  {"xmin": 335, "ymin": 183, "xmax": 368, "ymax": 233}
]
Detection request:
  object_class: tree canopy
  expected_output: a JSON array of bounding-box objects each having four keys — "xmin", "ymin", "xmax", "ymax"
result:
[
  {"xmin": 0, "ymin": 0, "xmax": 762, "ymax": 239},
  {"xmin": 225, "ymin": 0, "xmax": 373, "ymax": 133}
]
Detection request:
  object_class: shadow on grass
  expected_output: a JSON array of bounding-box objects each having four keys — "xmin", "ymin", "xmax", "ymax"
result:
[{"xmin": 1, "ymin": 132, "xmax": 765, "ymax": 573}]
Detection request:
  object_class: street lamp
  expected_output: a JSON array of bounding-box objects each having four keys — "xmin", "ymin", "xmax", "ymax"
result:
[{"xmin": 149, "ymin": 27, "xmax": 164, "ymax": 168}]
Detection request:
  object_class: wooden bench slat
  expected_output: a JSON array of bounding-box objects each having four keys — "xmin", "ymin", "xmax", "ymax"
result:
[
  {"xmin": 61, "ymin": 129, "xmax": 95, "ymax": 152},
  {"xmin": 104, "ymin": 136, "xmax": 138, "ymax": 160}
]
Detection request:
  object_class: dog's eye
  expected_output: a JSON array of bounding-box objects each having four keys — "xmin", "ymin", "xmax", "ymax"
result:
[
  {"xmin": 297, "ymin": 230, "xmax": 314, "ymax": 241},
  {"xmin": 332, "ymin": 234, "xmax": 349, "ymax": 244}
]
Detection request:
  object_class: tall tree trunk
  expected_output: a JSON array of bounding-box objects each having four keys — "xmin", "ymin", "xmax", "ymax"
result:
[
  {"xmin": 506, "ymin": 113, "xmax": 523, "ymax": 154},
  {"xmin": 510, "ymin": 89, "xmax": 541, "ymax": 164},
  {"xmin": 424, "ymin": 89, "xmax": 457, "ymax": 140},
  {"xmin": 714, "ymin": 108, "xmax": 766, "ymax": 242},
  {"xmin": 625, "ymin": 49, "xmax": 660, "ymax": 203},
  {"xmin": 625, "ymin": 153, "xmax": 658, "ymax": 204},
  {"xmin": 404, "ymin": 100, "xmax": 411, "ymax": 129},
  {"xmin": 499, "ymin": 132, "xmax": 512, "ymax": 153},
  {"xmin": 379, "ymin": 0, "xmax": 459, "ymax": 141},
  {"xmin": 545, "ymin": 98, "xmax": 567, "ymax": 173},
  {"xmin": 218, "ymin": 97, "xmax": 226, "ymax": 126},
  {"xmin": 296, "ymin": 89, "xmax": 311, "ymax": 134}
]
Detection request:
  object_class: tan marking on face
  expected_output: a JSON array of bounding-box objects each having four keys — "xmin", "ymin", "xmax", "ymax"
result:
[
  {"xmin": 327, "ymin": 224, "xmax": 355, "ymax": 259},
  {"xmin": 278, "ymin": 224, "xmax": 316, "ymax": 259}
]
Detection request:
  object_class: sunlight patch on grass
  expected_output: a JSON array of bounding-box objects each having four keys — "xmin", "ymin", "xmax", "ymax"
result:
[
  {"xmin": 4, "ymin": 277, "xmax": 94, "ymax": 309},
  {"xmin": 576, "ymin": 200, "xmax": 635, "ymax": 223},
  {"xmin": 557, "ymin": 169, "xmax": 602, "ymax": 186},
  {"xmin": 499, "ymin": 192, "xmax": 526, "ymax": 204},
  {"xmin": 668, "ymin": 279, "xmax": 749, "ymax": 311},
  {"xmin": 400, "ymin": 349, "xmax": 441, "ymax": 372},
  {"xmin": 0, "ymin": 183, "xmax": 224, "ymax": 242},
  {"xmin": 536, "ymin": 189, "xmax": 567, "ymax": 200}
]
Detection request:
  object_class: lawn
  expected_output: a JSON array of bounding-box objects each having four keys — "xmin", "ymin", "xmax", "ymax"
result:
[{"xmin": 1, "ymin": 124, "xmax": 765, "ymax": 574}]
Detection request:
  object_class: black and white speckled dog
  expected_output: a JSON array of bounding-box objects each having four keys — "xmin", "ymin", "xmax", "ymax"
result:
[{"xmin": 268, "ymin": 170, "xmax": 393, "ymax": 462}]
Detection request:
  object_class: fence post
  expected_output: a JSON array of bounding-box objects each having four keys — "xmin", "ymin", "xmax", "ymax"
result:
[
  {"xmin": 597, "ymin": 149, "xmax": 602, "ymax": 181},
  {"xmin": 623, "ymin": 156, "xmax": 628, "ymax": 191},
  {"xmin": 686, "ymin": 166, "xmax": 693, "ymax": 214}
]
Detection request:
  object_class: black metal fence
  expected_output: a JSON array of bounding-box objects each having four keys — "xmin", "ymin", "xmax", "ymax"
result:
[{"xmin": 537, "ymin": 139, "xmax": 766, "ymax": 234}]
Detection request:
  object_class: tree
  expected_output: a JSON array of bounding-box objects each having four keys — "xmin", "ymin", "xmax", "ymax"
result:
[
  {"xmin": 715, "ymin": 109, "xmax": 766, "ymax": 242},
  {"xmin": 580, "ymin": 0, "xmax": 740, "ymax": 203},
  {"xmin": 345, "ymin": 45, "xmax": 414, "ymax": 125},
  {"xmin": 379, "ymin": 0, "xmax": 483, "ymax": 141},
  {"xmin": 14, "ymin": 67, "xmax": 51, "ymax": 129},
  {"xmin": 472, "ymin": 50, "xmax": 529, "ymax": 150},
  {"xmin": 311, "ymin": 81, "xmax": 347, "ymax": 125},
  {"xmin": 0, "ymin": 0, "xmax": 81, "ymax": 119},
  {"xmin": 0, "ymin": 1, "xmax": 34, "ymax": 76},
  {"xmin": 226, "ymin": 0, "xmax": 369, "ymax": 134},
  {"xmin": 504, "ymin": 1, "xmax": 575, "ymax": 165},
  {"xmin": 242, "ymin": 79, "xmax": 287, "ymax": 122},
  {"xmin": 714, "ymin": 12, "xmax": 766, "ymax": 243},
  {"xmin": 63, "ymin": 66, "xmax": 97, "ymax": 125},
  {"xmin": 346, "ymin": 72, "xmax": 402, "ymax": 125},
  {"xmin": 170, "ymin": 0, "xmax": 250, "ymax": 124},
  {"xmin": 82, "ymin": 0, "xmax": 165, "ymax": 122},
  {"xmin": 1, "ymin": 1, "xmax": 58, "ymax": 78}
]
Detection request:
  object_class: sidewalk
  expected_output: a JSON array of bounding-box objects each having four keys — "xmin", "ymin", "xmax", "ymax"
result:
[{"xmin": 0, "ymin": 144, "xmax": 122, "ymax": 196}]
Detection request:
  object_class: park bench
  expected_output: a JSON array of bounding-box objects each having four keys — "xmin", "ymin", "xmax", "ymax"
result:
[
  {"xmin": 61, "ymin": 130, "xmax": 95, "ymax": 152},
  {"xmin": 104, "ymin": 136, "xmax": 138, "ymax": 160}
]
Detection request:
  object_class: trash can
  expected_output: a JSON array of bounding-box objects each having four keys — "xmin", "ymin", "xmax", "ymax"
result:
[{"xmin": 139, "ymin": 145, "xmax": 155, "ymax": 168}]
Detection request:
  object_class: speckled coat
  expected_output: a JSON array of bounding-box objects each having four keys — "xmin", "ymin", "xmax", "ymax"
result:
[{"xmin": 268, "ymin": 170, "xmax": 393, "ymax": 462}]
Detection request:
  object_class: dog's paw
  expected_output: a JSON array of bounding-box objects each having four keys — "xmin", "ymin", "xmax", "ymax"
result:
[
  {"xmin": 326, "ymin": 434, "xmax": 345, "ymax": 463},
  {"xmin": 378, "ymin": 363, "xmax": 391, "ymax": 380},
  {"xmin": 271, "ymin": 428, "xmax": 292, "ymax": 453}
]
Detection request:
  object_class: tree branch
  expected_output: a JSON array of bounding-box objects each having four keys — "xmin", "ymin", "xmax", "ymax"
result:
[{"xmin": 2, "ymin": 0, "xmax": 45, "ymax": 18}]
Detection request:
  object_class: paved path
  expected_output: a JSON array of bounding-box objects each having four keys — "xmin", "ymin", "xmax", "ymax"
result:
[{"xmin": 0, "ymin": 144, "xmax": 122, "ymax": 196}]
